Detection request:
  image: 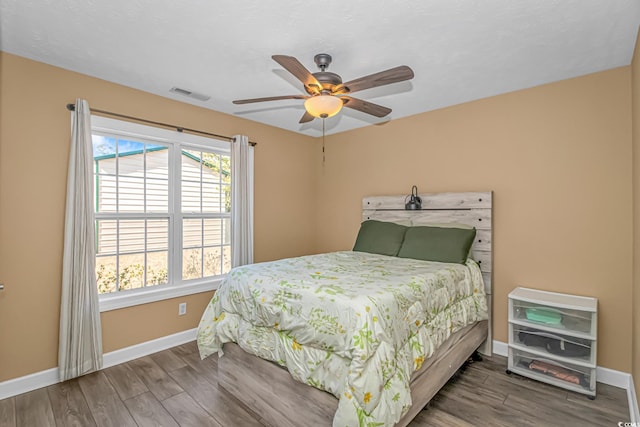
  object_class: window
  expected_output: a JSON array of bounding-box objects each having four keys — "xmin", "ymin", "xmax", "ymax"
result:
[
  {"xmin": 91, "ymin": 116, "xmax": 232, "ymax": 311},
  {"xmin": 180, "ymin": 149, "xmax": 231, "ymax": 280}
]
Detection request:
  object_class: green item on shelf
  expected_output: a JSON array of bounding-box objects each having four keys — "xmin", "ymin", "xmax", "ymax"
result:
[{"xmin": 525, "ymin": 308, "xmax": 562, "ymax": 325}]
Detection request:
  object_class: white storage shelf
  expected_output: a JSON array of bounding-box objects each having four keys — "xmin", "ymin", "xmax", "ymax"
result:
[{"xmin": 507, "ymin": 287, "xmax": 597, "ymax": 398}]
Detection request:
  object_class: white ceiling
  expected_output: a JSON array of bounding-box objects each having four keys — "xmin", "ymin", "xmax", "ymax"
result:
[{"xmin": 1, "ymin": 0, "xmax": 639, "ymax": 137}]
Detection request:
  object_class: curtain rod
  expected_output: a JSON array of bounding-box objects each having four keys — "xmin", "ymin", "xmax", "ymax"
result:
[{"xmin": 66, "ymin": 103, "xmax": 257, "ymax": 146}]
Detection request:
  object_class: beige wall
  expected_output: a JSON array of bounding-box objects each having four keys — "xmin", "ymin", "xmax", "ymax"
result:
[
  {"xmin": 632, "ymin": 28, "xmax": 640, "ymax": 400},
  {"xmin": 0, "ymin": 52, "xmax": 317, "ymax": 381},
  {"xmin": 0, "ymin": 50, "xmax": 636, "ymax": 383},
  {"xmin": 317, "ymin": 67, "xmax": 633, "ymax": 372}
]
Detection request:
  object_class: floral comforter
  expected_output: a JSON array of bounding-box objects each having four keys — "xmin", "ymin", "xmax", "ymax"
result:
[{"xmin": 197, "ymin": 251, "xmax": 487, "ymax": 427}]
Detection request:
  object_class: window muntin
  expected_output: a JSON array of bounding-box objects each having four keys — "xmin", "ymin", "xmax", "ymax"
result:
[
  {"xmin": 181, "ymin": 150, "xmax": 231, "ymax": 213},
  {"xmin": 180, "ymin": 149, "xmax": 231, "ymax": 281},
  {"xmin": 91, "ymin": 120, "xmax": 231, "ymax": 297},
  {"xmin": 95, "ymin": 218, "xmax": 169, "ymax": 293},
  {"xmin": 182, "ymin": 217, "xmax": 231, "ymax": 280}
]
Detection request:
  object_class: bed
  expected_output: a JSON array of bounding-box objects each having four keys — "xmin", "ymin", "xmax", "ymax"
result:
[{"xmin": 197, "ymin": 192, "xmax": 493, "ymax": 427}]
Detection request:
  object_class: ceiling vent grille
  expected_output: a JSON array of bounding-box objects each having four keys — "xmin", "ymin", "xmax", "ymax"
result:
[{"xmin": 170, "ymin": 87, "xmax": 210, "ymax": 101}]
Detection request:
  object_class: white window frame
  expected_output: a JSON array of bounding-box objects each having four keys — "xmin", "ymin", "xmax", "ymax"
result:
[{"xmin": 91, "ymin": 115, "xmax": 231, "ymax": 312}]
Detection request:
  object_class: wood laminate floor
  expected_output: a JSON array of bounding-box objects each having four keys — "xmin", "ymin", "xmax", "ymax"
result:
[{"xmin": 0, "ymin": 342, "xmax": 629, "ymax": 427}]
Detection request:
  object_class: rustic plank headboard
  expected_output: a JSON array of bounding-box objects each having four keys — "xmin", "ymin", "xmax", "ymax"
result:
[{"xmin": 362, "ymin": 191, "xmax": 493, "ymax": 355}]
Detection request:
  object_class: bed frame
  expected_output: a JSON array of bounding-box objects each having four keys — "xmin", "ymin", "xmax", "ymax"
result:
[{"xmin": 218, "ymin": 191, "xmax": 493, "ymax": 426}]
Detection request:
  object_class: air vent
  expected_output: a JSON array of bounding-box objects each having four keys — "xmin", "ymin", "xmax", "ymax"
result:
[{"xmin": 170, "ymin": 87, "xmax": 210, "ymax": 102}]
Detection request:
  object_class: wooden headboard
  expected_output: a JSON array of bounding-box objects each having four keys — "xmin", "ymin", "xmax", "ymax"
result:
[{"xmin": 362, "ymin": 191, "xmax": 493, "ymax": 355}]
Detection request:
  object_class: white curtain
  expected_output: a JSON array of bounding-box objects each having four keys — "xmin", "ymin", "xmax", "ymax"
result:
[
  {"xmin": 231, "ymin": 135, "xmax": 254, "ymax": 267},
  {"xmin": 59, "ymin": 99, "xmax": 103, "ymax": 381}
]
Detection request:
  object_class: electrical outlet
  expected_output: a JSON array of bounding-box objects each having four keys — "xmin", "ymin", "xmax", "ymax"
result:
[{"xmin": 178, "ymin": 302, "xmax": 187, "ymax": 316}]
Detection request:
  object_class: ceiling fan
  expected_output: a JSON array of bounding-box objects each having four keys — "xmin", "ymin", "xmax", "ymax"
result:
[{"xmin": 233, "ymin": 54, "xmax": 414, "ymax": 123}]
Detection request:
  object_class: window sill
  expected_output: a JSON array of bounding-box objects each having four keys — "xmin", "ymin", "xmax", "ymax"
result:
[{"xmin": 98, "ymin": 278, "xmax": 223, "ymax": 312}]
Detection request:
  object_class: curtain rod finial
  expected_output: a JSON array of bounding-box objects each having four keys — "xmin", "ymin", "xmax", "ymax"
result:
[{"xmin": 66, "ymin": 103, "xmax": 75, "ymax": 111}]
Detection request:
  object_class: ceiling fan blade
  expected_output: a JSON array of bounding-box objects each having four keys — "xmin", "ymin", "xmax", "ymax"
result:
[
  {"xmin": 233, "ymin": 95, "xmax": 307, "ymax": 105},
  {"xmin": 272, "ymin": 55, "xmax": 322, "ymax": 94},
  {"xmin": 341, "ymin": 96, "xmax": 392, "ymax": 117},
  {"xmin": 299, "ymin": 111, "xmax": 315, "ymax": 123},
  {"xmin": 337, "ymin": 65, "xmax": 414, "ymax": 94}
]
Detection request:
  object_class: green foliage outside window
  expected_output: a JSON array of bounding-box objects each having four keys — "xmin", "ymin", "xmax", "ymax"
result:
[
  {"xmin": 96, "ymin": 258, "xmax": 168, "ymax": 294},
  {"xmin": 201, "ymin": 152, "xmax": 231, "ymax": 212}
]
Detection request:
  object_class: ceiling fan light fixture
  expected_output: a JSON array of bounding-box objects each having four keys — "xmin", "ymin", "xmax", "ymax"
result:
[
  {"xmin": 304, "ymin": 95, "xmax": 343, "ymax": 119},
  {"xmin": 234, "ymin": 54, "xmax": 414, "ymax": 123}
]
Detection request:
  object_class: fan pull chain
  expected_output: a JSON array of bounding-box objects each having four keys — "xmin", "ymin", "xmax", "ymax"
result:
[{"xmin": 322, "ymin": 118, "xmax": 326, "ymax": 165}]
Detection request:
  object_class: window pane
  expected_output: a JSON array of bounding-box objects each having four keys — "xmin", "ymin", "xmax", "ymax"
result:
[
  {"xmin": 147, "ymin": 219, "xmax": 168, "ymax": 251},
  {"xmin": 143, "ymin": 147, "xmax": 169, "ymax": 213},
  {"xmin": 202, "ymin": 182, "xmax": 222, "ymax": 213},
  {"xmin": 221, "ymin": 183, "xmax": 231, "ymax": 212},
  {"xmin": 93, "ymin": 135, "xmax": 118, "ymax": 164},
  {"xmin": 118, "ymin": 176, "xmax": 145, "ymax": 212},
  {"xmin": 119, "ymin": 220, "xmax": 145, "ymax": 253},
  {"xmin": 221, "ymin": 154, "xmax": 231, "ymax": 184},
  {"xmin": 222, "ymin": 245, "xmax": 231, "ymax": 274},
  {"xmin": 222, "ymin": 218, "xmax": 231, "ymax": 245},
  {"xmin": 95, "ymin": 219, "xmax": 169, "ymax": 294},
  {"xmin": 96, "ymin": 175, "xmax": 117, "ymax": 213},
  {"xmin": 203, "ymin": 219, "xmax": 222, "ymax": 246},
  {"xmin": 96, "ymin": 157, "xmax": 117, "ymax": 175},
  {"xmin": 96, "ymin": 220, "xmax": 118, "ymax": 255},
  {"xmin": 181, "ymin": 149, "xmax": 229, "ymax": 214},
  {"xmin": 204, "ymin": 246, "xmax": 222, "ymax": 277},
  {"xmin": 96, "ymin": 256, "xmax": 117, "ymax": 294},
  {"xmin": 182, "ymin": 150, "xmax": 202, "ymax": 182},
  {"xmin": 182, "ymin": 180, "xmax": 201, "ymax": 212},
  {"xmin": 119, "ymin": 253, "xmax": 145, "ymax": 290},
  {"xmin": 183, "ymin": 248, "xmax": 202, "ymax": 280},
  {"xmin": 201, "ymin": 152, "xmax": 218, "ymax": 183},
  {"xmin": 146, "ymin": 178, "xmax": 168, "ymax": 212},
  {"xmin": 146, "ymin": 148, "xmax": 169, "ymax": 179},
  {"xmin": 183, "ymin": 218, "xmax": 202, "ymax": 249},
  {"xmin": 94, "ymin": 137, "xmax": 169, "ymax": 215},
  {"xmin": 147, "ymin": 251, "xmax": 168, "ymax": 286},
  {"xmin": 117, "ymin": 139, "xmax": 145, "ymax": 176}
]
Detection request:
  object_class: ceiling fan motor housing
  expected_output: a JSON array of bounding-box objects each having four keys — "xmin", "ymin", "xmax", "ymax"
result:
[
  {"xmin": 310, "ymin": 54, "xmax": 343, "ymax": 92},
  {"xmin": 313, "ymin": 71, "xmax": 342, "ymax": 90}
]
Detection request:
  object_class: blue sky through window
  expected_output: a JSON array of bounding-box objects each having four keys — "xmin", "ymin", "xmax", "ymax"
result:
[{"xmin": 92, "ymin": 135, "xmax": 164, "ymax": 158}]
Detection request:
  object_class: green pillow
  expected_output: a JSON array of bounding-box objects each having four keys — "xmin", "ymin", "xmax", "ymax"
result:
[
  {"xmin": 353, "ymin": 220, "xmax": 408, "ymax": 256},
  {"xmin": 397, "ymin": 226, "xmax": 476, "ymax": 264}
]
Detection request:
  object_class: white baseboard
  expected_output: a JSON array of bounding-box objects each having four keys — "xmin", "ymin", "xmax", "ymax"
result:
[
  {"xmin": 630, "ymin": 375, "xmax": 640, "ymax": 423},
  {"xmin": 0, "ymin": 367, "xmax": 59, "ymax": 401},
  {"xmin": 493, "ymin": 340, "xmax": 638, "ymax": 422},
  {"xmin": 597, "ymin": 365, "xmax": 631, "ymax": 389},
  {"xmin": 492, "ymin": 339, "xmax": 508, "ymax": 357},
  {"xmin": 102, "ymin": 328, "xmax": 197, "ymax": 369},
  {"xmin": 0, "ymin": 327, "xmax": 197, "ymax": 401}
]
